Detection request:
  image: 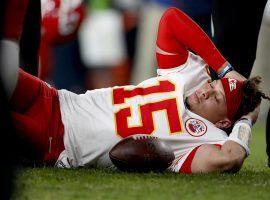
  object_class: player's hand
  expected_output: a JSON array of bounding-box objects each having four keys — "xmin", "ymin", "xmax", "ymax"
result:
[
  {"xmin": 241, "ymin": 104, "xmax": 261, "ymax": 125},
  {"xmin": 224, "ymin": 70, "xmax": 247, "ymax": 82}
]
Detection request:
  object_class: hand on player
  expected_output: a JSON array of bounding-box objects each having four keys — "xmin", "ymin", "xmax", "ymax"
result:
[{"xmin": 224, "ymin": 70, "xmax": 247, "ymax": 82}]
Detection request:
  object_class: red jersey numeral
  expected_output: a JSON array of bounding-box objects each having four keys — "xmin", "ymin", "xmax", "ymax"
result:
[
  {"xmin": 113, "ymin": 80, "xmax": 182, "ymax": 138},
  {"xmin": 113, "ymin": 80, "xmax": 175, "ymax": 104}
]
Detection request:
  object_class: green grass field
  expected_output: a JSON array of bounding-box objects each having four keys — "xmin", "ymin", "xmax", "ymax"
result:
[{"xmin": 12, "ymin": 123, "xmax": 270, "ymax": 200}]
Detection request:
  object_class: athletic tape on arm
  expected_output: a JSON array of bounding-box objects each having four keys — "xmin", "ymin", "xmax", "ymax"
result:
[{"xmin": 227, "ymin": 120, "xmax": 252, "ymax": 155}]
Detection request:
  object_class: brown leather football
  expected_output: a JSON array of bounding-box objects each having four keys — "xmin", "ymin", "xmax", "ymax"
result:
[{"xmin": 109, "ymin": 134, "xmax": 175, "ymax": 172}]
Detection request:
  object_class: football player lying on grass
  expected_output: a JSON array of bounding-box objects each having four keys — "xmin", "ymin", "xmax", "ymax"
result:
[{"xmin": 1, "ymin": 1, "xmax": 269, "ymax": 173}]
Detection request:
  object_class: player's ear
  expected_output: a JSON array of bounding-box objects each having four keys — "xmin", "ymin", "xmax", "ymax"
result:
[{"xmin": 215, "ymin": 118, "xmax": 232, "ymax": 129}]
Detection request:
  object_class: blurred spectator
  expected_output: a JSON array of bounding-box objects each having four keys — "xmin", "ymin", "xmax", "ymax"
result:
[
  {"xmin": 0, "ymin": 79, "xmax": 15, "ymax": 200},
  {"xmin": 1, "ymin": 0, "xmax": 39, "ymax": 198},
  {"xmin": 79, "ymin": 0, "xmax": 139, "ymax": 89},
  {"xmin": 1, "ymin": 1, "xmax": 15, "ymax": 197},
  {"xmin": 51, "ymin": 39, "xmax": 86, "ymax": 92},
  {"xmin": 39, "ymin": 0, "xmax": 86, "ymax": 92},
  {"xmin": 252, "ymin": 0, "xmax": 270, "ymax": 121},
  {"xmin": 251, "ymin": 0, "xmax": 270, "ymax": 166},
  {"xmin": 212, "ymin": 0, "xmax": 269, "ymax": 165},
  {"xmin": 19, "ymin": 0, "xmax": 41, "ymax": 76},
  {"xmin": 212, "ymin": 0, "xmax": 267, "ymax": 79}
]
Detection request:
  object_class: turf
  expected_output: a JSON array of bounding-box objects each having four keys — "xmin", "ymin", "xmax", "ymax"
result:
[{"xmin": 11, "ymin": 123, "xmax": 270, "ymax": 200}]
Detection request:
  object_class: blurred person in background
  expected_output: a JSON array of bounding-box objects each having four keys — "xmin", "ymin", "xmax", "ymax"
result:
[
  {"xmin": 1, "ymin": 0, "xmax": 42, "ymax": 198},
  {"xmin": 1, "ymin": 1, "xmax": 15, "ymax": 198},
  {"xmin": 79, "ymin": 0, "xmax": 141, "ymax": 89},
  {"xmin": 250, "ymin": 0, "xmax": 270, "ymax": 167},
  {"xmin": 212, "ymin": 0, "xmax": 269, "ymax": 166},
  {"xmin": 212, "ymin": 0, "xmax": 267, "ymax": 79},
  {"xmin": 39, "ymin": 0, "xmax": 86, "ymax": 92}
]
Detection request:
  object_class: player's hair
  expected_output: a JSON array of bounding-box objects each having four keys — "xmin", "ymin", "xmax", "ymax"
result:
[{"xmin": 234, "ymin": 76, "xmax": 270, "ymax": 121}]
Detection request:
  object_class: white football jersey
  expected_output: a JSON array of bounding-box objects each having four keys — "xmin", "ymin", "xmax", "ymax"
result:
[{"xmin": 57, "ymin": 52, "xmax": 228, "ymax": 172}]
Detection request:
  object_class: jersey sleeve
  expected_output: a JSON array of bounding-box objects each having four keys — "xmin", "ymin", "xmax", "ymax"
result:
[{"xmin": 156, "ymin": 7, "xmax": 227, "ymax": 71}]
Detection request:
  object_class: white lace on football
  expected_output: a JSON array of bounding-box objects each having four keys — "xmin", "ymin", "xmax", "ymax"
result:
[{"xmin": 131, "ymin": 134, "xmax": 158, "ymax": 140}]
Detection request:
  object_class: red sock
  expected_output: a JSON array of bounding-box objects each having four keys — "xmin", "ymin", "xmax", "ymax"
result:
[
  {"xmin": 156, "ymin": 7, "xmax": 226, "ymax": 71},
  {"xmin": 1, "ymin": 0, "xmax": 29, "ymax": 41}
]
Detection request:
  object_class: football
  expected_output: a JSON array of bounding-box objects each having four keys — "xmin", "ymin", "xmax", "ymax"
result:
[{"xmin": 109, "ymin": 134, "xmax": 175, "ymax": 172}]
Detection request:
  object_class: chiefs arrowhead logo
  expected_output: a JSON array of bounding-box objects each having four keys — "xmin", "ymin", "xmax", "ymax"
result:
[
  {"xmin": 228, "ymin": 78, "xmax": 237, "ymax": 91},
  {"xmin": 185, "ymin": 118, "xmax": 207, "ymax": 137}
]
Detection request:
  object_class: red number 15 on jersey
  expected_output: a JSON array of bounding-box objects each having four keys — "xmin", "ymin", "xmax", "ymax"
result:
[{"xmin": 112, "ymin": 80, "xmax": 183, "ymax": 138}]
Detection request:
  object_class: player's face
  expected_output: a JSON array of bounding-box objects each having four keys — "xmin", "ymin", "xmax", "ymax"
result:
[{"xmin": 186, "ymin": 80, "xmax": 228, "ymax": 123}]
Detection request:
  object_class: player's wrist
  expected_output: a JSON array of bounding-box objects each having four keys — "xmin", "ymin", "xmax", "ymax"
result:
[
  {"xmin": 234, "ymin": 117, "xmax": 252, "ymax": 127},
  {"xmin": 228, "ymin": 121, "xmax": 252, "ymax": 156},
  {"xmin": 217, "ymin": 63, "xmax": 234, "ymax": 79}
]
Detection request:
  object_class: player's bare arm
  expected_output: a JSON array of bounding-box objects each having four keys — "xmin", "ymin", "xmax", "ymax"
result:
[
  {"xmin": 191, "ymin": 105, "xmax": 260, "ymax": 173},
  {"xmin": 191, "ymin": 141, "xmax": 246, "ymax": 173}
]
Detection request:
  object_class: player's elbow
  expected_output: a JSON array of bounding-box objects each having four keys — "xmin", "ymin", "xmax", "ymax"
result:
[
  {"xmin": 191, "ymin": 144, "xmax": 246, "ymax": 173},
  {"xmin": 162, "ymin": 7, "xmax": 182, "ymax": 19},
  {"xmin": 213, "ymin": 152, "xmax": 245, "ymax": 173}
]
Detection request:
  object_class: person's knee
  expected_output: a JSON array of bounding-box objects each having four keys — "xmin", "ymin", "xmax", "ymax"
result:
[{"xmin": 0, "ymin": 40, "xmax": 19, "ymax": 98}]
